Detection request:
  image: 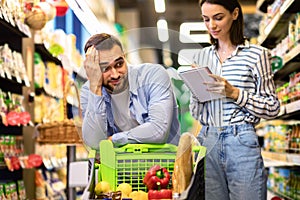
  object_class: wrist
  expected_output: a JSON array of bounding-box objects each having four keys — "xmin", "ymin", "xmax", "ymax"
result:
[
  {"xmin": 90, "ymin": 84, "xmax": 102, "ymax": 95},
  {"xmin": 232, "ymin": 88, "xmax": 239, "ymax": 100}
]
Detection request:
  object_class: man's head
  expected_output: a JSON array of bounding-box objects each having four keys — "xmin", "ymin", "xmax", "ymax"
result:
[
  {"xmin": 84, "ymin": 33, "xmax": 123, "ymax": 53},
  {"xmin": 84, "ymin": 33, "xmax": 128, "ymax": 94}
]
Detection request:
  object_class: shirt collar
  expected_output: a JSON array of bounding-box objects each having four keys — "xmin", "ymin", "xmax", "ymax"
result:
[
  {"xmin": 212, "ymin": 39, "xmax": 250, "ymax": 50},
  {"xmin": 212, "ymin": 39, "xmax": 250, "ymax": 55}
]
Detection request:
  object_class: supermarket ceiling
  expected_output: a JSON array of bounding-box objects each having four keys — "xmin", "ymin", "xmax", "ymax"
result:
[
  {"xmin": 76, "ymin": 0, "xmax": 259, "ymax": 64},
  {"xmin": 84, "ymin": 0, "xmax": 258, "ymax": 32},
  {"xmin": 114, "ymin": 0, "xmax": 258, "ymax": 28}
]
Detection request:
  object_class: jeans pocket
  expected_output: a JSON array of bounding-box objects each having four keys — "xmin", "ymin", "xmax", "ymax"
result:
[
  {"xmin": 237, "ymin": 130, "xmax": 259, "ymax": 148},
  {"xmin": 197, "ymin": 129, "xmax": 206, "ymax": 145}
]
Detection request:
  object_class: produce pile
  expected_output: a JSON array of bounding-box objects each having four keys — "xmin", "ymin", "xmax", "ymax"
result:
[
  {"xmin": 93, "ymin": 133, "xmax": 199, "ymax": 200},
  {"xmin": 94, "ymin": 165, "xmax": 172, "ymax": 200}
]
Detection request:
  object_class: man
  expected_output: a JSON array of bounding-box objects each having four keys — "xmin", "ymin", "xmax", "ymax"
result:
[{"xmin": 80, "ymin": 33, "xmax": 180, "ymax": 150}]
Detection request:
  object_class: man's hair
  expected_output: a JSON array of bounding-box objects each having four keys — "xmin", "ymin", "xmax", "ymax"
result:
[
  {"xmin": 199, "ymin": 0, "xmax": 245, "ymax": 47},
  {"xmin": 84, "ymin": 33, "xmax": 123, "ymax": 53}
]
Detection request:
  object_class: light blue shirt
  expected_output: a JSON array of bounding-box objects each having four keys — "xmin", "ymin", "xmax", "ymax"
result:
[
  {"xmin": 190, "ymin": 41, "xmax": 280, "ymax": 126},
  {"xmin": 80, "ymin": 63, "xmax": 181, "ymax": 150}
]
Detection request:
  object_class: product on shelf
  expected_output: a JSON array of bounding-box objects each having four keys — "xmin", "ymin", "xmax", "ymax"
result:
[
  {"xmin": 268, "ymin": 167, "xmax": 300, "ymax": 199},
  {"xmin": 24, "ymin": 3, "xmax": 47, "ymax": 30},
  {"xmin": 17, "ymin": 180, "xmax": 26, "ymax": 200},
  {"xmin": 34, "ymin": 52, "xmax": 46, "ymax": 89},
  {"xmin": 0, "ymin": 43, "xmax": 30, "ymax": 86},
  {"xmin": 276, "ymin": 71, "xmax": 300, "ymax": 105}
]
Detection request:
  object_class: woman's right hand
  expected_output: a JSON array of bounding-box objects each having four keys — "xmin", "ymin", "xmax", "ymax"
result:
[{"xmin": 84, "ymin": 46, "xmax": 103, "ymax": 95}]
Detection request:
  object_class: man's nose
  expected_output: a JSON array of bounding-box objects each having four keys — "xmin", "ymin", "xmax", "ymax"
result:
[{"xmin": 110, "ymin": 67, "xmax": 118, "ymax": 77}]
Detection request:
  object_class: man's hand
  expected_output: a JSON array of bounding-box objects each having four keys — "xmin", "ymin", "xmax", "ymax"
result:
[
  {"xmin": 205, "ymin": 74, "xmax": 240, "ymax": 100},
  {"xmin": 84, "ymin": 46, "xmax": 103, "ymax": 95}
]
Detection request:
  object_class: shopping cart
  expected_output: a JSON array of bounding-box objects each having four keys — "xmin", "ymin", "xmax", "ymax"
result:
[{"xmin": 81, "ymin": 140, "xmax": 206, "ymax": 199}]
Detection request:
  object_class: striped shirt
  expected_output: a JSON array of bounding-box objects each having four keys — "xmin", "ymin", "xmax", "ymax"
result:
[{"xmin": 190, "ymin": 40, "xmax": 280, "ymax": 127}]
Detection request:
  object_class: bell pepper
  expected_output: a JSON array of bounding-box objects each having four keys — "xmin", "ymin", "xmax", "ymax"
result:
[
  {"xmin": 143, "ymin": 165, "xmax": 171, "ymax": 190},
  {"xmin": 148, "ymin": 188, "xmax": 172, "ymax": 200}
]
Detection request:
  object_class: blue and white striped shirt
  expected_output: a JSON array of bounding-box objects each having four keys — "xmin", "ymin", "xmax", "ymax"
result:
[{"xmin": 190, "ymin": 41, "xmax": 280, "ymax": 127}]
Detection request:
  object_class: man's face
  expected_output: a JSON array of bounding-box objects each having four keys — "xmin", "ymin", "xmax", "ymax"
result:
[{"xmin": 98, "ymin": 45, "xmax": 128, "ymax": 93}]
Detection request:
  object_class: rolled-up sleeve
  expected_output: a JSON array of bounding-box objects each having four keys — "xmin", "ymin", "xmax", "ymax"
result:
[{"xmin": 80, "ymin": 82, "xmax": 108, "ymax": 150}]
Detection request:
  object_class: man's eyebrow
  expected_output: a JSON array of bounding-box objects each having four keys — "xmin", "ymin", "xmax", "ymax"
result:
[{"xmin": 99, "ymin": 56, "xmax": 124, "ymax": 67}]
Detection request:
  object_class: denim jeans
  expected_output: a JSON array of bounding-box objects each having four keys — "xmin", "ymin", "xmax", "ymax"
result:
[{"xmin": 197, "ymin": 124, "xmax": 267, "ymax": 200}]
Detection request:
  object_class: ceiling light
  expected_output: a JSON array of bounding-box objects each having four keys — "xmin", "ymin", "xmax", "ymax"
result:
[
  {"xmin": 179, "ymin": 22, "xmax": 209, "ymax": 43},
  {"xmin": 154, "ymin": 0, "xmax": 166, "ymax": 13},
  {"xmin": 157, "ymin": 19, "xmax": 169, "ymax": 42}
]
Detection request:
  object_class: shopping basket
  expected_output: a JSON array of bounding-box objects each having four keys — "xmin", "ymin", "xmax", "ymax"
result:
[
  {"xmin": 81, "ymin": 140, "xmax": 206, "ymax": 199},
  {"xmin": 99, "ymin": 140, "xmax": 179, "ymax": 191}
]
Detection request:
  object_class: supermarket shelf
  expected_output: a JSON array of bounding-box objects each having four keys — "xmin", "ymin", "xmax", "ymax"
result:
[
  {"xmin": 0, "ymin": 124, "xmax": 23, "ymax": 135},
  {"xmin": 268, "ymin": 188, "xmax": 294, "ymax": 200},
  {"xmin": 262, "ymin": 151, "xmax": 300, "ymax": 167},
  {"xmin": 274, "ymin": 45, "xmax": 300, "ymax": 84},
  {"xmin": 0, "ymin": 76, "xmax": 25, "ymax": 94},
  {"xmin": 0, "ymin": 167, "xmax": 22, "ymax": 181},
  {"xmin": 283, "ymin": 44, "xmax": 300, "ymax": 65},
  {"xmin": 256, "ymin": 0, "xmax": 275, "ymax": 13},
  {"xmin": 0, "ymin": 17, "xmax": 30, "ymax": 38},
  {"xmin": 257, "ymin": 0, "xmax": 300, "ymax": 48},
  {"xmin": 285, "ymin": 99, "xmax": 300, "ymax": 114},
  {"xmin": 35, "ymin": 44, "xmax": 62, "ymax": 66},
  {"xmin": 274, "ymin": 100, "xmax": 300, "ymax": 120}
]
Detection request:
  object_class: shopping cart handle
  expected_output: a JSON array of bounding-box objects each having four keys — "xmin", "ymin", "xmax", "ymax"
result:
[{"xmin": 114, "ymin": 143, "xmax": 178, "ymax": 153}]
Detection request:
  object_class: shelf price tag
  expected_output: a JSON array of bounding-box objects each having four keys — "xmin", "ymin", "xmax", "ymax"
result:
[
  {"xmin": 0, "ymin": 62, "xmax": 5, "ymax": 78},
  {"xmin": 14, "ymin": 70, "xmax": 22, "ymax": 84},
  {"xmin": 287, "ymin": 154, "xmax": 300, "ymax": 165},
  {"xmin": 4, "ymin": 66, "xmax": 12, "ymax": 80}
]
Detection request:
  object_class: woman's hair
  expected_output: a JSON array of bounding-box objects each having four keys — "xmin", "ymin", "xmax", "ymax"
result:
[
  {"xmin": 199, "ymin": 0, "xmax": 245, "ymax": 46},
  {"xmin": 84, "ymin": 33, "xmax": 123, "ymax": 53}
]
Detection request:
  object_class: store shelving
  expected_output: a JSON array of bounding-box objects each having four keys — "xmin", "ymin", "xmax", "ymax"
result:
[
  {"xmin": 268, "ymin": 189, "xmax": 294, "ymax": 200},
  {"xmin": 257, "ymin": 0, "xmax": 300, "ymax": 48},
  {"xmin": 0, "ymin": 16, "xmax": 30, "ymax": 39},
  {"xmin": 256, "ymin": 1, "xmax": 300, "ymax": 199},
  {"xmin": 274, "ymin": 99, "xmax": 300, "ymax": 120},
  {"xmin": 0, "ymin": 16, "xmax": 29, "ymax": 178},
  {"xmin": 35, "ymin": 44, "xmax": 62, "ymax": 66},
  {"xmin": 274, "ymin": 46, "xmax": 300, "ymax": 84},
  {"xmin": 262, "ymin": 151, "xmax": 300, "ymax": 167},
  {"xmin": 0, "ymin": 168, "xmax": 23, "ymax": 181},
  {"xmin": 0, "ymin": 13, "xmax": 36, "ymax": 199},
  {"xmin": 256, "ymin": 0, "xmax": 275, "ymax": 13},
  {"xmin": 34, "ymin": 42, "xmax": 84, "ymax": 199}
]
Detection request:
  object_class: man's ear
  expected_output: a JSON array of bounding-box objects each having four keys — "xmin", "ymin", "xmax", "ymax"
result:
[{"xmin": 232, "ymin": 7, "xmax": 239, "ymax": 20}]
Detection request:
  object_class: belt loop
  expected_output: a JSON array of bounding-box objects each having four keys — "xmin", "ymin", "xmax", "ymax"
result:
[
  {"xmin": 203, "ymin": 126, "xmax": 208, "ymax": 137},
  {"xmin": 234, "ymin": 125, "xmax": 237, "ymax": 136}
]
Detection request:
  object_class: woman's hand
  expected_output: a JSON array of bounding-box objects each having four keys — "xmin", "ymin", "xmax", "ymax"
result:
[
  {"xmin": 205, "ymin": 74, "xmax": 240, "ymax": 100},
  {"xmin": 84, "ymin": 46, "xmax": 103, "ymax": 95}
]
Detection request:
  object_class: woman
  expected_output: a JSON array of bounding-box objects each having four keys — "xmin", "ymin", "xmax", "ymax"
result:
[{"xmin": 190, "ymin": 0, "xmax": 280, "ymax": 199}]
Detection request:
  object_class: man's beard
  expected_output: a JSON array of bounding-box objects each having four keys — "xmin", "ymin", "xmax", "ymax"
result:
[{"xmin": 106, "ymin": 73, "xmax": 129, "ymax": 94}]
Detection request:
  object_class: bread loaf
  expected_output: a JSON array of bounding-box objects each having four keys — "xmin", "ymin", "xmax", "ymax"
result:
[{"xmin": 172, "ymin": 132, "xmax": 194, "ymax": 194}]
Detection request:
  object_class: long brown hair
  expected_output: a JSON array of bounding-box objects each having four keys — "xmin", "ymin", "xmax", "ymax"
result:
[{"xmin": 199, "ymin": 0, "xmax": 245, "ymax": 47}]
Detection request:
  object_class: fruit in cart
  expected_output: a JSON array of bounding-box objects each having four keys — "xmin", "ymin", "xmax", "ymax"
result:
[
  {"xmin": 94, "ymin": 181, "xmax": 111, "ymax": 195},
  {"xmin": 143, "ymin": 165, "xmax": 171, "ymax": 190},
  {"xmin": 129, "ymin": 190, "xmax": 148, "ymax": 200},
  {"xmin": 116, "ymin": 183, "xmax": 132, "ymax": 197}
]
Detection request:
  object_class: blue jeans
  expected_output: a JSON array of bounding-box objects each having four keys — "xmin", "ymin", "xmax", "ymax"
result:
[{"xmin": 198, "ymin": 124, "xmax": 267, "ymax": 200}]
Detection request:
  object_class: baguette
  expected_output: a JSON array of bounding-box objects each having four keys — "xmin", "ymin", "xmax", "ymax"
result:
[{"xmin": 172, "ymin": 132, "xmax": 194, "ymax": 194}]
